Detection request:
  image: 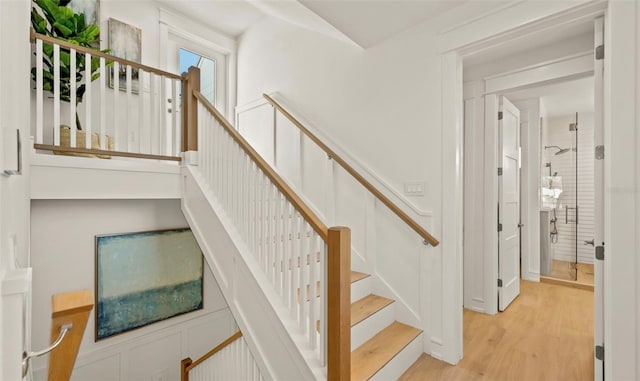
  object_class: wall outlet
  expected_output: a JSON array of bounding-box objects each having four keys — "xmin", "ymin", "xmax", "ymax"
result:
[
  {"xmin": 404, "ymin": 182, "xmax": 426, "ymax": 197},
  {"xmin": 151, "ymin": 369, "xmax": 168, "ymax": 381}
]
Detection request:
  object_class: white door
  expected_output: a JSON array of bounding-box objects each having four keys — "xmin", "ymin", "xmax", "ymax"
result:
[
  {"xmin": 593, "ymin": 16, "xmax": 604, "ymax": 381},
  {"xmin": 498, "ymin": 96, "xmax": 521, "ymax": 311}
]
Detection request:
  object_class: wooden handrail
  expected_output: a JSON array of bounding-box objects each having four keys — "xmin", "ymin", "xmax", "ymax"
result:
[
  {"xmin": 263, "ymin": 94, "xmax": 440, "ymax": 247},
  {"xmin": 194, "ymin": 90, "xmax": 330, "ymax": 241},
  {"xmin": 30, "ymin": 28, "xmax": 182, "ymax": 80},
  {"xmin": 186, "ymin": 331, "xmax": 243, "ymax": 373},
  {"xmin": 34, "ymin": 144, "xmax": 181, "ymax": 161}
]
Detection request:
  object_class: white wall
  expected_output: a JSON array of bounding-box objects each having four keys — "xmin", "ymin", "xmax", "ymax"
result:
[
  {"xmin": 542, "ymin": 112, "xmax": 594, "ymax": 264},
  {"xmin": 30, "ymin": 199, "xmax": 236, "ymax": 381},
  {"xmin": 237, "ymin": 12, "xmax": 453, "ymax": 360},
  {"xmin": 0, "ymin": 0, "xmax": 32, "ymax": 379},
  {"xmin": 238, "ymin": 12, "xmax": 462, "ymax": 360}
]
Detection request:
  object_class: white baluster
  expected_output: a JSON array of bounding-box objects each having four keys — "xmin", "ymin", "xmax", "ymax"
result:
[
  {"xmin": 275, "ymin": 191, "xmax": 283, "ymax": 294},
  {"xmin": 242, "ymin": 153, "xmax": 249, "ymax": 240},
  {"xmin": 284, "ymin": 203, "xmax": 293, "ymax": 310},
  {"xmin": 137, "ymin": 68, "xmax": 144, "ymax": 154},
  {"xmin": 309, "ymin": 230, "xmax": 318, "ymax": 348},
  {"xmin": 291, "ymin": 211, "xmax": 301, "ymax": 319},
  {"xmin": 70, "ymin": 48, "xmax": 76, "ymax": 147},
  {"xmin": 250, "ymin": 163, "xmax": 257, "ymax": 253},
  {"xmin": 171, "ymin": 79, "xmax": 178, "ymax": 156},
  {"xmin": 36, "ymin": 39, "xmax": 43, "ymax": 144},
  {"xmin": 113, "ymin": 61, "xmax": 119, "ymax": 151},
  {"xmin": 160, "ymin": 76, "xmax": 167, "ymax": 155},
  {"xmin": 125, "ymin": 65, "xmax": 132, "ymax": 152},
  {"xmin": 99, "ymin": 57, "xmax": 106, "ymax": 149},
  {"xmin": 53, "ymin": 44, "xmax": 60, "ymax": 146},
  {"xmin": 300, "ymin": 220, "xmax": 310, "ymax": 333},
  {"xmin": 149, "ymin": 73, "xmax": 156, "ymax": 154},
  {"xmin": 232, "ymin": 143, "xmax": 239, "ymax": 225},
  {"xmin": 84, "ymin": 52, "xmax": 92, "ymax": 149}
]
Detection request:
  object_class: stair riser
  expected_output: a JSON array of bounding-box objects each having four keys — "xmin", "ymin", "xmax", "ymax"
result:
[
  {"xmin": 351, "ymin": 276, "xmax": 371, "ymax": 303},
  {"xmin": 351, "ymin": 303, "xmax": 395, "ymax": 351},
  {"xmin": 369, "ymin": 333, "xmax": 422, "ymax": 381}
]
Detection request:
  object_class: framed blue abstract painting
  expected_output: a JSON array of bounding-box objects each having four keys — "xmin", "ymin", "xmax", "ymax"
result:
[{"xmin": 95, "ymin": 228, "xmax": 203, "ymax": 341}]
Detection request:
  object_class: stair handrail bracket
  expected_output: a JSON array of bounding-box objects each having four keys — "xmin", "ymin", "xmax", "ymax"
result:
[
  {"xmin": 185, "ymin": 66, "xmax": 351, "ymax": 380},
  {"xmin": 262, "ymin": 93, "xmax": 439, "ymax": 247}
]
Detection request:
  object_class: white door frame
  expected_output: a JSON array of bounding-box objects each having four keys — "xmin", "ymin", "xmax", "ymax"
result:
[
  {"xmin": 158, "ymin": 8, "xmax": 237, "ymax": 119},
  {"xmin": 436, "ymin": 1, "xmax": 608, "ymax": 362},
  {"xmin": 445, "ymin": 2, "xmax": 640, "ymax": 378},
  {"xmin": 464, "ymin": 51, "xmax": 594, "ymax": 315}
]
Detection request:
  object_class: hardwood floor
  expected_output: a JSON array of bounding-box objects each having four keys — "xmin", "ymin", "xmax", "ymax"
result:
[{"xmin": 400, "ymin": 281, "xmax": 594, "ymax": 381}]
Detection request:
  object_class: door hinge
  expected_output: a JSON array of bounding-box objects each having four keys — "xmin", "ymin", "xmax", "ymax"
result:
[
  {"xmin": 595, "ymin": 44, "xmax": 604, "ymax": 60},
  {"xmin": 498, "ymin": 111, "xmax": 503, "ymax": 120},
  {"xmin": 596, "ymin": 246, "xmax": 604, "ymax": 261},
  {"xmin": 497, "ymin": 167, "xmax": 503, "ymax": 176},
  {"xmin": 595, "ymin": 145, "xmax": 604, "ymax": 160},
  {"xmin": 498, "ymin": 223, "xmax": 503, "ymax": 232},
  {"xmin": 595, "ymin": 345, "xmax": 604, "ymax": 361},
  {"xmin": 497, "ymin": 279, "xmax": 503, "ymax": 287}
]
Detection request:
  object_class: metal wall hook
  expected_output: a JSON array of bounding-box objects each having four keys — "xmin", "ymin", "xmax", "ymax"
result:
[{"xmin": 22, "ymin": 323, "xmax": 72, "ymax": 377}]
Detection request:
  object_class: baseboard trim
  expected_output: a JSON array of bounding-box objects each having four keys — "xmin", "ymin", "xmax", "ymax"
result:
[{"xmin": 540, "ymin": 276, "xmax": 594, "ymax": 291}]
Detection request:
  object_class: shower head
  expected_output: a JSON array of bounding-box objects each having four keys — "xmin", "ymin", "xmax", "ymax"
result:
[
  {"xmin": 555, "ymin": 148, "xmax": 577, "ymax": 155},
  {"xmin": 545, "ymin": 145, "xmax": 576, "ymax": 155}
]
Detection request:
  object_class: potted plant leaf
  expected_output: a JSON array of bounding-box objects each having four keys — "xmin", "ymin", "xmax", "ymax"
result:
[{"xmin": 31, "ymin": 0, "xmax": 113, "ymax": 157}]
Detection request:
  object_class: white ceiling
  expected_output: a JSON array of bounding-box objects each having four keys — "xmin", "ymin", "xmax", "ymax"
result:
[
  {"xmin": 157, "ymin": 0, "xmax": 479, "ymax": 48},
  {"xmin": 298, "ymin": 0, "xmax": 467, "ymax": 48},
  {"xmin": 505, "ymin": 75, "xmax": 594, "ymax": 117},
  {"xmin": 156, "ymin": 0, "xmax": 265, "ymax": 37}
]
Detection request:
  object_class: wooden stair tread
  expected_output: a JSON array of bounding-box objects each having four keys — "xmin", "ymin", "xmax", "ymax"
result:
[
  {"xmin": 351, "ymin": 271, "xmax": 369, "ymax": 283},
  {"xmin": 351, "ymin": 294, "xmax": 394, "ymax": 327},
  {"xmin": 351, "ymin": 322, "xmax": 422, "ymax": 381}
]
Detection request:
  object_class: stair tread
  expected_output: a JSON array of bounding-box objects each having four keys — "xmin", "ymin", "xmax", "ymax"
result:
[
  {"xmin": 351, "ymin": 294, "xmax": 394, "ymax": 327},
  {"xmin": 351, "ymin": 321, "xmax": 422, "ymax": 381},
  {"xmin": 351, "ymin": 271, "xmax": 370, "ymax": 283}
]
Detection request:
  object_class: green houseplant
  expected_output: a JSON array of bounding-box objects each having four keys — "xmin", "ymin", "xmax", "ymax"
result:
[{"xmin": 31, "ymin": 0, "xmax": 113, "ymax": 155}]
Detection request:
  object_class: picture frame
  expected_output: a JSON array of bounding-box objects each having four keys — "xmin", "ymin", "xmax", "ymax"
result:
[
  {"xmin": 95, "ymin": 228, "xmax": 203, "ymax": 341},
  {"xmin": 108, "ymin": 18, "xmax": 141, "ymax": 93},
  {"xmin": 67, "ymin": 0, "xmax": 100, "ymax": 28}
]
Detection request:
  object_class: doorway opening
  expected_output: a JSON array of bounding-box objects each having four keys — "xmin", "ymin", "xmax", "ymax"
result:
[{"xmin": 458, "ymin": 11, "xmax": 602, "ymax": 380}]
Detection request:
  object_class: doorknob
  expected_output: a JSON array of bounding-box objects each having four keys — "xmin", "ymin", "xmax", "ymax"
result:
[
  {"xmin": 584, "ymin": 239, "xmax": 595, "ymax": 246},
  {"xmin": 517, "ymin": 223, "xmax": 525, "ymax": 228}
]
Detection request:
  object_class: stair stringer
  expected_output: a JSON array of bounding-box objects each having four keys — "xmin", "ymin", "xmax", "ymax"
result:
[{"xmin": 181, "ymin": 166, "xmax": 322, "ymax": 381}]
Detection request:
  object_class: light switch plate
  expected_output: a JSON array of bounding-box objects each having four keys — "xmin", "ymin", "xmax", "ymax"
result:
[{"xmin": 404, "ymin": 182, "xmax": 425, "ymax": 196}]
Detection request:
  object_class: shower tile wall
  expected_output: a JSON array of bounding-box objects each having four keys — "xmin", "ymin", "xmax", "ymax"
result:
[{"xmin": 542, "ymin": 113, "xmax": 594, "ymax": 264}]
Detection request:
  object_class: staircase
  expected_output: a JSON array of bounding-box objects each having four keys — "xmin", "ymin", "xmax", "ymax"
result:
[
  {"xmin": 28, "ymin": 25, "xmax": 437, "ymax": 376},
  {"xmin": 179, "ymin": 74, "xmax": 438, "ymax": 379},
  {"xmin": 349, "ymin": 272, "xmax": 422, "ymax": 380}
]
